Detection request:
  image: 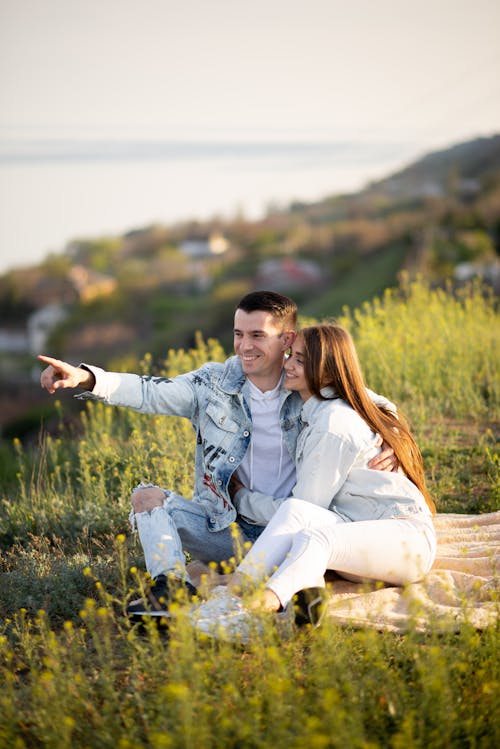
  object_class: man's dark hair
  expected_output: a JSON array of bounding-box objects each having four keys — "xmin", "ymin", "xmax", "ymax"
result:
[{"xmin": 236, "ymin": 290, "xmax": 297, "ymax": 330}]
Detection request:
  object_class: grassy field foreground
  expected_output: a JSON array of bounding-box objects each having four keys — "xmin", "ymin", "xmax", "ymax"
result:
[{"xmin": 0, "ymin": 278, "xmax": 499, "ymax": 748}]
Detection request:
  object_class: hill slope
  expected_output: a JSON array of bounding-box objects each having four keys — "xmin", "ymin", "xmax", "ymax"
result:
[{"xmin": 369, "ymin": 133, "xmax": 500, "ymax": 198}]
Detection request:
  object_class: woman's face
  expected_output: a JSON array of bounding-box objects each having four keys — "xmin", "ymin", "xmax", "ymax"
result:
[{"xmin": 284, "ymin": 335, "xmax": 312, "ymax": 400}]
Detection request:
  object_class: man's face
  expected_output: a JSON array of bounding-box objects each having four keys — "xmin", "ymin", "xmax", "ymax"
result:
[{"xmin": 233, "ymin": 308, "xmax": 294, "ymax": 387}]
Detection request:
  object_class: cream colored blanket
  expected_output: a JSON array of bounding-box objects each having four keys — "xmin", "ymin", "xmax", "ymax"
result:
[
  {"xmin": 188, "ymin": 512, "xmax": 500, "ymax": 632},
  {"xmin": 323, "ymin": 512, "xmax": 500, "ymax": 632}
]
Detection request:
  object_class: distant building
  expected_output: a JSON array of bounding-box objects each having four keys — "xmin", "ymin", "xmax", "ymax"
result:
[
  {"xmin": 179, "ymin": 232, "xmax": 229, "ymax": 258},
  {"xmin": 0, "ymin": 329, "xmax": 29, "ymax": 354},
  {"xmin": 68, "ymin": 265, "xmax": 117, "ymax": 303},
  {"xmin": 256, "ymin": 258, "xmax": 323, "ymax": 291},
  {"xmin": 454, "ymin": 260, "xmax": 500, "ymax": 290},
  {"xmin": 27, "ymin": 304, "xmax": 68, "ymax": 355}
]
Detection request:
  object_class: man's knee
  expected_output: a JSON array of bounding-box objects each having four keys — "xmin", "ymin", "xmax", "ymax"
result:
[{"xmin": 131, "ymin": 486, "xmax": 165, "ymax": 513}]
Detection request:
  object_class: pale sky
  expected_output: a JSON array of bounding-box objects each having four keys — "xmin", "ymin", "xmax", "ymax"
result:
[{"xmin": 1, "ymin": 0, "xmax": 499, "ymax": 147}]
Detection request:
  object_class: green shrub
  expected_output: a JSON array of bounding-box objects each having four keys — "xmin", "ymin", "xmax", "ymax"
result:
[{"xmin": 340, "ymin": 276, "xmax": 498, "ymax": 423}]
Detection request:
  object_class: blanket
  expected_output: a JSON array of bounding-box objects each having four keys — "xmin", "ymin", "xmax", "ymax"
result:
[
  {"xmin": 323, "ymin": 511, "xmax": 500, "ymax": 632},
  {"xmin": 187, "ymin": 512, "xmax": 500, "ymax": 632}
]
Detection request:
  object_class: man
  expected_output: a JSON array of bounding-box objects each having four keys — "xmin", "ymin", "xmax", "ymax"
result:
[{"xmin": 39, "ymin": 291, "xmax": 395, "ymax": 618}]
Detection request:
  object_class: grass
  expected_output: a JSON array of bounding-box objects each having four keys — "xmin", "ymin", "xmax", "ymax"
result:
[
  {"xmin": 301, "ymin": 242, "xmax": 405, "ymax": 319},
  {"xmin": 340, "ymin": 275, "xmax": 498, "ymax": 424},
  {"xmin": 0, "ymin": 279, "xmax": 499, "ymax": 748}
]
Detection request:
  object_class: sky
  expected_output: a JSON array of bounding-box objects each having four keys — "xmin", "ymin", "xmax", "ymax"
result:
[
  {"xmin": 0, "ymin": 0, "xmax": 499, "ymax": 275},
  {"xmin": 1, "ymin": 0, "xmax": 499, "ymax": 147}
]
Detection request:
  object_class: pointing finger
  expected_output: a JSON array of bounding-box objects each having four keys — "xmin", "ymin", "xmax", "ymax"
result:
[{"xmin": 38, "ymin": 354, "xmax": 64, "ymax": 367}]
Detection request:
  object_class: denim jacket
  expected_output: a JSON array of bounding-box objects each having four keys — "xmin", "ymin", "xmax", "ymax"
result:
[{"xmin": 78, "ymin": 356, "xmax": 304, "ymax": 531}]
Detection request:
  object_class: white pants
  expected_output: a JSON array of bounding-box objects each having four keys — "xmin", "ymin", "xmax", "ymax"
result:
[{"xmin": 237, "ymin": 498, "xmax": 437, "ymax": 607}]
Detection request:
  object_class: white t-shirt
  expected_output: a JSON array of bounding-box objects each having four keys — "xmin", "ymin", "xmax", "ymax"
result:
[{"xmin": 235, "ymin": 379, "xmax": 296, "ymax": 510}]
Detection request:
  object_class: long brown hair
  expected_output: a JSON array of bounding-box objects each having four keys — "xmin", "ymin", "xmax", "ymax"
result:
[{"xmin": 300, "ymin": 324, "xmax": 435, "ymax": 514}]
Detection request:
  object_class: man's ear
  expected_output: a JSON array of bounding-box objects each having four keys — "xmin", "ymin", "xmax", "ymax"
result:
[{"xmin": 282, "ymin": 331, "xmax": 296, "ymax": 349}]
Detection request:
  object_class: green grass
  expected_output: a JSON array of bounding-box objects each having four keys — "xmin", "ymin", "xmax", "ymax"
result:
[
  {"xmin": 0, "ymin": 279, "xmax": 499, "ymax": 748},
  {"xmin": 301, "ymin": 243, "xmax": 406, "ymax": 319},
  {"xmin": 340, "ymin": 275, "xmax": 499, "ymax": 424}
]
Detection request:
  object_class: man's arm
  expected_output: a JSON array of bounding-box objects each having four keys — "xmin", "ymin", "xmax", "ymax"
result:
[
  {"xmin": 368, "ymin": 438, "xmax": 398, "ymax": 472},
  {"xmin": 231, "ymin": 485, "xmax": 286, "ymax": 526},
  {"xmin": 39, "ymin": 355, "xmax": 95, "ymax": 394},
  {"xmin": 39, "ymin": 353, "xmax": 200, "ymax": 420},
  {"xmin": 365, "ymin": 388, "xmax": 399, "ymax": 472}
]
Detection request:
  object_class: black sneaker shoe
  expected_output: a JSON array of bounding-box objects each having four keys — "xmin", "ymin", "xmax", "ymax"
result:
[
  {"xmin": 127, "ymin": 574, "xmax": 197, "ymax": 622},
  {"xmin": 292, "ymin": 587, "xmax": 327, "ymax": 628}
]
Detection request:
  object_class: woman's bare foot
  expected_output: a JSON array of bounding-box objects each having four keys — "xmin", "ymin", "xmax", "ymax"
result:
[
  {"xmin": 227, "ymin": 574, "xmax": 281, "ymax": 612},
  {"xmin": 247, "ymin": 588, "xmax": 281, "ymax": 613}
]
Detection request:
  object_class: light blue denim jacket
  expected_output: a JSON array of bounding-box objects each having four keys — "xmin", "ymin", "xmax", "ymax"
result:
[{"xmin": 78, "ymin": 356, "xmax": 304, "ymax": 531}]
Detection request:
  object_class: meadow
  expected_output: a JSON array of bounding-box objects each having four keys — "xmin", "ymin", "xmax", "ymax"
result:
[{"xmin": 0, "ymin": 278, "xmax": 499, "ymax": 748}]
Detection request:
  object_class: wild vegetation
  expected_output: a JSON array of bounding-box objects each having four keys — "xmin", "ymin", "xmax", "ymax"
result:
[
  {"xmin": 1, "ymin": 134, "xmax": 499, "ymax": 444},
  {"xmin": 2, "ymin": 134, "xmax": 499, "ymax": 360},
  {"xmin": 0, "ymin": 279, "xmax": 498, "ymax": 748}
]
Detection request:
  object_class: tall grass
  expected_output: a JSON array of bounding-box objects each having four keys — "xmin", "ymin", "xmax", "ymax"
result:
[
  {"xmin": 339, "ymin": 274, "xmax": 498, "ymax": 423},
  {"xmin": 1, "ymin": 588, "xmax": 498, "ymax": 748},
  {"xmin": 0, "ymin": 280, "xmax": 499, "ymax": 748}
]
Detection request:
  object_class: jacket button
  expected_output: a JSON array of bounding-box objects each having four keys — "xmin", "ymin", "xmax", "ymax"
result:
[
  {"xmin": 243, "ymin": 430, "xmax": 249, "ymax": 437},
  {"xmin": 229, "ymin": 456, "xmax": 235, "ymax": 462},
  {"xmin": 217, "ymin": 479, "xmax": 222, "ymax": 486}
]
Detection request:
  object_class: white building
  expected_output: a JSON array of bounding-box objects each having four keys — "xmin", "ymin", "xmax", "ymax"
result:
[
  {"xmin": 27, "ymin": 304, "xmax": 68, "ymax": 355},
  {"xmin": 179, "ymin": 233, "xmax": 229, "ymax": 258}
]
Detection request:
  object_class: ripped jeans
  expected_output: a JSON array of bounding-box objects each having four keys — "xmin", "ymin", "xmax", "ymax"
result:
[
  {"xmin": 130, "ymin": 484, "xmax": 264, "ymax": 583},
  {"xmin": 237, "ymin": 498, "xmax": 437, "ymax": 607}
]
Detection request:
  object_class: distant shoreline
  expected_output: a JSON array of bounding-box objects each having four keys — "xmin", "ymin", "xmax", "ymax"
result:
[
  {"xmin": 0, "ymin": 139, "xmax": 416, "ymax": 165},
  {"xmin": 0, "ymin": 140, "xmax": 422, "ymax": 274}
]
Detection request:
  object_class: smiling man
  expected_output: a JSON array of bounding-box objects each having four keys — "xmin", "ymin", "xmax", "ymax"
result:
[
  {"xmin": 38, "ymin": 290, "xmax": 395, "ymax": 619},
  {"xmin": 233, "ymin": 304, "xmax": 293, "ymax": 389}
]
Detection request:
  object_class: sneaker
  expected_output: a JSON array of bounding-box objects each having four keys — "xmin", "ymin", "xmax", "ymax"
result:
[
  {"xmin": 190, "ymin": 586, "xmax": 262, "ymax": 643},
  {"xmin": 191, "ymin": 585, "xmax": 242, "ymax": 619},
  {"xmin": 127, "ymin": 574, "xmax": 197, "ymax": 621},
  {"xmin": 292, "ymin": 587, "xmax": 328, "ymax": 628}
]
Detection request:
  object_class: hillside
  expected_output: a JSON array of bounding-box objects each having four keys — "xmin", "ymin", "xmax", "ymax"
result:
[
  {"xmin": 276, "ymin": 133, "xmax": 500, "ymax": 317},
  {"xmin": 373, "ymin": 133, "xmax": 500, "ymax": 198},
  {"xmin": 0, "ymin": 133, "xmax": 499, "ymax": 438}
]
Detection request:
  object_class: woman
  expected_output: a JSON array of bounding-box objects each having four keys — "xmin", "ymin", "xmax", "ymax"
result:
[{"xmin": 194, "ymin": 324, "xmax": 436, "ymax": 634}]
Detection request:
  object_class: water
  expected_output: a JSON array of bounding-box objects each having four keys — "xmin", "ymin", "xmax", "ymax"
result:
[{"xmin": 0, "ymin": 140, "xmax": 421, "ymax": 274}]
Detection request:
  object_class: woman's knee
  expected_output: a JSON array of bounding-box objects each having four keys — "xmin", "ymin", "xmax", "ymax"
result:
[{"xmin": 131, "ymin": 486, "xmax": 165, "ymax": 513}]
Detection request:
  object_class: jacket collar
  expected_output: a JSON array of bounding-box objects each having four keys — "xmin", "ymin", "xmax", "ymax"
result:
[
  {"xmin": 301, "ymin": 387, "xmax": 338, "ymax": 420},
  {"xmin": 218, "ymin": 356, "xmax": 296, "ymax": 406},
  {"xmin": 218, "ymin": 356, "xmax": 249, "ymax": 394}
]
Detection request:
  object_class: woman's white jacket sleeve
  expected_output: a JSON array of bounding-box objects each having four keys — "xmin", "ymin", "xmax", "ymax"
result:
[
  {"xmin": 234, "ymin": 387, "xmax": 390, "ymax": 525},
  {"xmin": 234, "ymin": 430, "xmax": 358, "ymax": 525}
]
